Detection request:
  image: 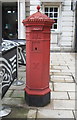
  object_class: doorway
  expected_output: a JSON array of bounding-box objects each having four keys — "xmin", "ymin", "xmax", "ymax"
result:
[
  {"xmin": 75, "ymin": 1, "xmax": 77, "ymax": 52},
  {"xmin": 2, "ymin": 2, "xmax": 18, "ymax": 40},
  {"xmin": 0, "ymin": 1, "xmax": 2, "ymax": 44}
]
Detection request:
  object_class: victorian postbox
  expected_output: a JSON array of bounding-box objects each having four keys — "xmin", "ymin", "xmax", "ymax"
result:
[{"xmin": 22, "ymin": 5, "xmax": 54, "ymax": 107}]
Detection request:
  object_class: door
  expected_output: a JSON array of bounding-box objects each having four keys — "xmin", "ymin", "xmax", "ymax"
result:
[
  {"xmin": 2, "ymin": 2, "xmax": 18, "ymax": 40},
  {"xmin": 75, "ymin": 1, "xmax": 77, "ymax": 52},
  {"xmin": 0, "ymin": 1, "xmax": 2, "ymax": 44}
]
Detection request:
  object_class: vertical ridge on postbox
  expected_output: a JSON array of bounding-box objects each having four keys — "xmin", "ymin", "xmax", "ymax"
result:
[{"xmin": 22, "ymin": 5, "xmax": 54, "ymax": 107}]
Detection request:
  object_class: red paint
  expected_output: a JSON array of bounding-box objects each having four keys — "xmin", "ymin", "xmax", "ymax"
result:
[
  {"xmin": 37, "ymin": 5, "xmax": 40, "ymax": 12},
  {"xmin": 23, "ymin": 6, "xmax": 54, "ymax": 96}
]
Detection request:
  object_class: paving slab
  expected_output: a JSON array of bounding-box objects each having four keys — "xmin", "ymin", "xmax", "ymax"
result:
[
  {"xmin": 9, "ymin": 83, "xmax": 25, "ymax": 90},
  {"xmin": 73, "ymin": 110, "xmax": 77, "ymax": 120},
  {"xmin": 50, "ymin": 75, "xmax": 74, "ymax": 83},
  {"xmin": 38, "ymin": 100, "xmax": 54, "ymax": 110},
  {"xmin": 18, "ymin": 67, "xmax": 26, "ymax": 72},
  {"xmin": 11, "ymin": 90, "xmax": 24, "ymax": 98},
  {"xmin": 68, "ymin": 66, "xmax": 75, "ymax": 69},
  {"xmin": 52, "ymin": 61, "xmax": 66, "ymax": 64},
  {"xmin": 68, "ymin": 92, "xmax": 75, "ymax": 100},
  {"xmin": 37, "ymin": 109, "xmax": 74, "ymax": 118},
  {"xmin": 54, "ymin": 83, "xmax": 75, "ymax": 91},
  {"xmin": 51, "ymin": 75, "xmax": 65, "ymax": 79},
  {"xmin": 61, "ymin": 70, "xmax": 73, "ymax": 73},
  {"xmin": 49, "ymin": 83, "xmax": 54, "ymax": 91},
  {"xmin": 19, "ymin": 65, "xmax": 26, "ymax": 70},
  {"xmin": 50, "ymin": 69, "xmax": 61, "ymax": 73},
  {"xmin": 18, "ymin": 71, "xmax": 26, "ymax": 78},
  {"xmin": 59, "ymin": 63, "xmax": 67, "ymax": 66},
  {"xmin": 27, "ymin": 109, "xmax": 37, "ymax": 118},
  {"xmin": 50, "ymin": 78, "xmax": 65, "ymax": 83},
  {"xmin": 53, "ymin": 65, "xmax": 69, "ymax": 70},
  {"xmin": 51, "ymin": 92, "xmax": 68, "ymax": 100},
  {"xmin": 72, "ymin": 73, "xmax": 75, "ymax": 78},
  {"xmin": 2, "ymin": 98, "xmax": 24, "ymax": 106},
  {"xmin": 50, "ymin": 76, "xmax": 65, "ymax": 82},
  {"xmin": 4, "ymin": 90, "xmax": 13, "ymax": 98},
  {"xmin": 54, "ymin": 100, "xmax": 75, "ymax": 110},
  {"xmin": 50, "ymin": 58, "xmax": 58, "ymax": 61},
  {"xmin": 51, "ymin": 63, "xmax": 60, "ymax": 65},
  {"xmin": 3, "ymin": 106, "xmax": 29, "ymax": 118},
  {"xmin": 65, "ymin": 76, "xmax": 74, "ymax": 82},
  {"xmin": 52, "ymin": 72, "xmax": 72, "ymax": 76},
  {"xmin": 68, "ymin": 68, "xmax": 75, "ymax": 71},
  {"xmin": 64, "ymin": 79, "xmax": 74, "ymax": 83}
]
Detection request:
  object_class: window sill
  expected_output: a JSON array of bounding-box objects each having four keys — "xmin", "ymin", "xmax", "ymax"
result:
[{"xmin": 51, "ymin": 30, "xmax": 62, "ymax": 34}]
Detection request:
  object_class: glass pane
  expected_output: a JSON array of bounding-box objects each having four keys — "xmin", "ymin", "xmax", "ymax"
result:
[
  {"xmin": 54, "ymin": 13, "xmax": 58, "ymax": 17},
  {"xmin": 7, "ymin": 10, "xmax": 11, "ymax": 13},
  {"xmin": 13, "ymin": 10, "xmax": 15, "ymax": 13},
  {"xmin": 45, "ymin": 7, "xmax": 48, "ymax": 12},
  {"xmin": 50, "ymin": 8, "xmax": 53, "ymax": 12},
  {"xmin": 45, "ymin": 13, "xmax": 48, "ymax": 16},
  {"xmin": 50, "ymin": 13, "xmax": 53, "ymax": 17},
  {"xmin": 54, "ymin": 24, "xmax": 57, "ymax": 29},
  {"xmin": 54, "ymin": 8, "xmax": 58, "ymax": 12}
]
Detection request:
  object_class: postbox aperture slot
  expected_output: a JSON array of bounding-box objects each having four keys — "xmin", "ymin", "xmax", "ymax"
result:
[
  {"xmin": 32, "ymin": 42, "xmax": 40, "ymax": 52},
  {"xmin": 35, "ymin": 47, "xmax": 37, "ymax": 50}
]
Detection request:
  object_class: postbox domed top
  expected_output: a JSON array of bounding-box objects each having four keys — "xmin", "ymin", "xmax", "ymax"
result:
[{"xmin": 22, "ymin": 5, "xmax": 54, "ymax": 26}]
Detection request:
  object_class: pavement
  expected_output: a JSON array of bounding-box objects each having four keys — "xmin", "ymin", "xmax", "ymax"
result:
[{"xmin": 2, "ymin": 52, "xmax": 77, "ymax": 119}]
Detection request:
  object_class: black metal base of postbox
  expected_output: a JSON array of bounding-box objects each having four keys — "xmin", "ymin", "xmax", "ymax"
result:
[{"xmin": 25, "ymin": 92, "xmax": 50, "ymax": 107}]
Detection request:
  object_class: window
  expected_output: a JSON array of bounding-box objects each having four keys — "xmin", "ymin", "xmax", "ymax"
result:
[
  {"xmin": 7, "ymin": 10, "xmax": 11, "ymax": 13},
  {"xmin": 44, "ymin": 6, "xmax": 59, "ymax": 30},
  {"xmin": 7, "ymin": 10, "xmax": 16, "ymax": 14}
]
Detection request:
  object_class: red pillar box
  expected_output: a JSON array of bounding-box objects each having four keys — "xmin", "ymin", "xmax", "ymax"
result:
[{"xmin": 23, "ymin": 6, "xmax": 54, "ymax": 107}]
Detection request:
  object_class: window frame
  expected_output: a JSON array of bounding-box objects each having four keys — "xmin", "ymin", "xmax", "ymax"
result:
[
  {"xmin": 45, "ymin": 6, "xmax": 59, "ymax": 30},
  {"xmin": 42, "ymin": 3, "xmax": 62, "ymax": 32}
]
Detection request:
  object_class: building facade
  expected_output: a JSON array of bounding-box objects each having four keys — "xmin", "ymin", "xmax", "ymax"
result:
[{"xmin": 1, "ymin": 0, "xmax": 76, "ymax": 51}]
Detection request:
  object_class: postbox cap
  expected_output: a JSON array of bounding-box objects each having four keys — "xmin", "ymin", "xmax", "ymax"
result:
[{"xmin": 22, "ymin": 5, "xmax": 55, "ymax": 26}]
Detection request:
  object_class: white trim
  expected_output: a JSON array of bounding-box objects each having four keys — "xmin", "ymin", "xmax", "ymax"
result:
[
  {"xmin": 18, "ymin": 0, "xmax": 20, "ymax": 39},
  {"xmin": 18, "ymin": 0, "xmax": 26, "ymax": 39}
]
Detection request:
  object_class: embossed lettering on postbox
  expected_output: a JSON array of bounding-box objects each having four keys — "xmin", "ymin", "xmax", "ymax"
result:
[{"xmin": 32, "ymin": 26, "xmax": 43, "ymax": 31}]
